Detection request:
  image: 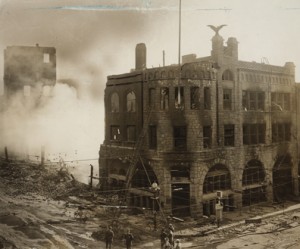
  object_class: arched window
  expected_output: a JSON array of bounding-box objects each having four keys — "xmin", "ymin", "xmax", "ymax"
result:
[
  {"xmin": 222, "ymin": 69, "xmax": 234, "ymax": 81},
  {"xmin": 243, "ymin": 160, "xmax": 265, "ymax": 186},
  {"xmin": 203, "ymin": 164, "xmax": 231, "ymax": 194},
  {"xmin": 127, "ymin": 91, "xmax": 136, "ymax": 112},
  {"xmin": 273, "ymin": 155, "xmax": 293, "ymax": 201},
  {"xmin": 111, "ymin": 92, "xmax": 119, "ymax": 112}
]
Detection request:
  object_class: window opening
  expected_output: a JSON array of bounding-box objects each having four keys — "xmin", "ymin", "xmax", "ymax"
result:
[
  {"xmin": 174, "ymin": 126, "xmax": 187, "ymax": 150},
  {"xmin": 190, "ymin": 87, "xmax": 200, "ymax": 109},
  {"xmin": 175, "ymin": 86, "xmax": 184, "ymax": 109},
  {"xmin": 224, "ymin": 125, "xmax": 234, "ymax": 146},
  {"xmin": 127, "ymin": 91, "xmax": 136, "ymax": 112},
  {"xmin": 204, "ymin": 87, "xmax": 211, "ymax": 109},
  {"xmin": 149, "ymin": 125, "xmax": 157, "ymax": 149},
  {"xmin": 203, "ymin": 126, "xmax": 212, "ymax": 148},
  {"xmin": 160, "ymin": 87, "xmax": 169, "ymax": 110},
  {"xmin": 111, "ymin": 92, "xmax": 120, "ymax": 112},
  {"xmin": 223, "ymin": 88, "xmax": 232, "ymax": 110}
]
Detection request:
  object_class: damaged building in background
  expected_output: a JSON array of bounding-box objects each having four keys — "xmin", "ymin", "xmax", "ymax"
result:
[
  {"xmin": 3, "ymin": 44, "xmax": 56, "ymax": 104},
  {"xmin": 99, "ymin": 28, "xmax": 299, "ymax": 218}
]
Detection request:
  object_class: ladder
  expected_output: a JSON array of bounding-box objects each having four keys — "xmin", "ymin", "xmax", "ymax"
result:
[{"xmin": 125, "ymin": 108, "xmax": 153, "ymax": 190}]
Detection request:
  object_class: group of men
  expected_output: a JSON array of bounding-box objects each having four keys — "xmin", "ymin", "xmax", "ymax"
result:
[
  {"xmin": 104, "ymin": 223, "xmax": 182, "ymax": 249},
  {"xmin": 160, "ymin": 224, "xmax": 181, "ymax": 249},
  {"xmin": 105, "ymin": 226, "xmax": 134, "ymax": 249}
]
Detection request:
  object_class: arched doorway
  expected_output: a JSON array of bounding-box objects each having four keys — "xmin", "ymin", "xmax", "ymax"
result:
[
  {"xmin": 130, "ymin": 163, "xmax": 158, "ymax": 209},
  {"xmin": 202, "ymin": 164, "xmax": 232, "ymax": 216},
  {"xmin": 273, "ymin": 155, "xmax": 293, "ymax": 202},
  {"xmin": 171, "ymin": 165, "xmax": 190, "ymax": 217},
  {"xmin": 242, "ymin": 160, "xmax": 266, "ymax": 206}
]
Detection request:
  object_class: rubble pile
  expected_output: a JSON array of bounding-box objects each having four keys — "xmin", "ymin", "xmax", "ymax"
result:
[{"xmin": 0, "ymin": 159, "xmax": 89, "ymax": 199}]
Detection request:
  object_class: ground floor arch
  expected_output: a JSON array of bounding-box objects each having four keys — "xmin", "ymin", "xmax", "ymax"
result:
[
  {"xmin": 273, "ymin": 154, "xmax": 293, "ymax": 202},
  {"xmin": 129, "ymin": 161, "xmax": 159, "ymax": 210},
  {"xmin": 202, "ymin": 164, "xmax": 234, "ymax": 216},
  {"xmin": 242, "ymin": 159, "xmax": 267, "ymax": 206}
]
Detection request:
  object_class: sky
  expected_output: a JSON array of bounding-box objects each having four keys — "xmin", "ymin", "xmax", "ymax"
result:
[{"xmin": 0, "ymin": 0, "xmax": 300, "ymax": 182}]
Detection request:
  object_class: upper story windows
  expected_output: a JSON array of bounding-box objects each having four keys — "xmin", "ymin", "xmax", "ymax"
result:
[
  {"xmin": 174, "ymin": 126, "xmax": 187, "ymax": 150},
  {"xmin": 190, "ymin": 87, "xmax": 200, "ymax": 110},
  {"xmin": 222, "ymin": 69, "xmax": 233, "ymax": 81},
  {"xmin": 127, "ymin": 91, "xmax": 136, "ymax": 112},
  {"xmin": 175, "ymin": 87, "xmax": 184, "ymax": 110},
  {"xmin": 160, "ymin": 87, "xmax": 169, "ymax": 110},
  {"xmin": 223, "ymin": 88, "xmax": 232, "ymax": 110},
  {"xmin": 272, "ymin": 123, "xmax": 291, "ymax": 143},
  {"xmin": 243, "ymin": 123, "xmax": 266, "ymax": 145},
  {"xmin": 204, "ymin": 87, "xmax": 211, "ymax": 110},
  {"xmin": 110, "ymin": 125, "xmax": 121, "ymax": 141},
  {"xmin": 111, "ymin": 92, "xmax": 120, "ymax": 112},
  {"xmin": 242, "ymin": 91, "xmax": 265, "ymax": 111},
  {"xmin": 43, "ymin": 53, "xmax": 50, "ymax": 63},
  {"xmin": 224, "ymin": 124, "xmax": 235, "ymax": 146},
  {"xmin": 149, "ymin": 125, "xmax": 157, "ymax": 150},
  {"xmin": 203, "ymin": 126, "xmax": 212, "ymax": 149},
  {"xmin": 271, "ymin": 92, "xmax": 290, "ymax": 111}
]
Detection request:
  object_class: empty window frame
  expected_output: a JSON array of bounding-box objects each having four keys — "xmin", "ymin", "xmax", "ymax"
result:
[
  {"xmin": 111, "ymin": 126, "xmax": 121, "ymax": 140},
  {"xmin": 203, "ymin": 164, "xmax": 231, "ymax": 193},
  {"xmin": 204, "ymin": 87, "xmax": 211, "ymax": 109},
  {"xmin": 43, "ymin": 53, "xmax": 50, "ymax": 63},
  {"xmin": 203, "ymin": 126, "xmax": 212, "ymax": 148},
  {"xmin": 174, "ymin": 126, "xmax": 187, "ymax": 150},
  {"xmin": 271, "ymin": 92, "xmax": 290, "ymax": 111},
  {"xmin": 175, "ymin": 86, "xmax": 184, "ymax": 109},
  {"xmin": 223, "ymin": 88, "xmax": 232, "ymax": 110},
  {"xmin": 224, "ymin": 125, "xmax": 234, "ymax": 146},
  {"xmin": 126, "ymin": 91, "xmax": 136, "ymax": 112},
  {"xmin": 160, "ymin": 87, "xmax": 169, "ymax": 110},
  {"xmin": 190, "ymin": 87, "xmax": 200, "ymax": 109},
  {"xmin": 242, "ymin": 91, "xmax": 265, "ymax": 111},
  {"xmin": 126, "ymin": 126, "xmax": 136, "ymax": 142},
  {"xmin": 149, "ymin": 88, "xmax": 155, "ymax": 109},
  {"xmin": 242, "ymin": 160, "xmax": 265, "ymax": 186},
  {"xmin": 272, "ymin": 123, "xmax": 291, "ymax": 143},
  {"xmin": 149, "ymin": 125, "xmax": 157, "ymax": 149},
  {"xmin": 222, "ymin": 69, "xmax": 233, "ymax": 81},
  {"xmin": 111, "ymin": 92, "xmax": 120, "ymax": 112},
  {"xmin": 243, "ymin": 124, "xmax": 266, "ymax": 145}
]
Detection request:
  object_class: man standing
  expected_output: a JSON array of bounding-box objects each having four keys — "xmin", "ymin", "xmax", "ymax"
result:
[
  {"xmin": 215, "ymin": 198, "xmax": 223, "ymax": 228},
  {"xmin": 124, "ymin": 229, "xmax": 134, "ymax": 249},
  {"xmin": 160, "ymin": 228, "xmax": 168, "ymax": 249},
  {"xmin": 105, "ymin": 226, "xmax": 114, "ymax": 249}
]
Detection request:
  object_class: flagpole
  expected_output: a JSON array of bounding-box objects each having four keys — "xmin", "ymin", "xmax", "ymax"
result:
[{"xmin": 177, "ymin": 0, "xmax": 182, "ymax": 105}]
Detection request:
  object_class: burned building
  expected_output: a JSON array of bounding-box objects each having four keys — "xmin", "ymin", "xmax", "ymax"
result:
[
  {"xmin": 99, "ymin": 29, "xmax": 299, "ymax": 217},
  {"xmin": 3, "ymin": 44, "xmax": 56, "ymax": 100}
]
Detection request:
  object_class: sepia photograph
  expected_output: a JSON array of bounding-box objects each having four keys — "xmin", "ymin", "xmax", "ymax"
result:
[{"xmin": 0, "ymin": 0, "xmax": 300, "ymax": 248}]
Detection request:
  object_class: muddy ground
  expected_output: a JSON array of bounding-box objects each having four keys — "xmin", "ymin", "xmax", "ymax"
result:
[
  {"xmin": 1, "ymin": 158, "xmax": 300, "ymax": 249},
  {"xmin": 0, "ymin": 158, "xmax": 166, "ymax": 249}
]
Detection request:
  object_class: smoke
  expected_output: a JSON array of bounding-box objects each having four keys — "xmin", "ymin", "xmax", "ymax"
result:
[{"xmin": 0, "ymin": 82, "xmax": 104, "ymax": 184}]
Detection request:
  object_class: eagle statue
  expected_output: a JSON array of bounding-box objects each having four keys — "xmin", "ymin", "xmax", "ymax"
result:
[{"xmin": 207, "ymin": 25, "xmax": 227, "ymax": 35}]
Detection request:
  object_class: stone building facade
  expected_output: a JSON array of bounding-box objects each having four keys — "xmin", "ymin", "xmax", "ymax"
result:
[
  {"xmin": 99, "ymin": 31, "xmax": 299, "ymax": 217},
  {"xmin": 3, "ymin": 44, "xmax": 56, "ymax": 101}
]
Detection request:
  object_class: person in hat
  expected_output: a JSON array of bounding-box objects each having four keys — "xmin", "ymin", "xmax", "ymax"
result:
[
  {"xmin": 105, "ymin": 226, "xmax": 114, "ymax": 249},
  {"xmin": 123, "ymin": 229, "xmax": 134, "ymax": 249},
  {"xmin": 160, "ymin": 228, "xmax": 168, "ymax": 249}
]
